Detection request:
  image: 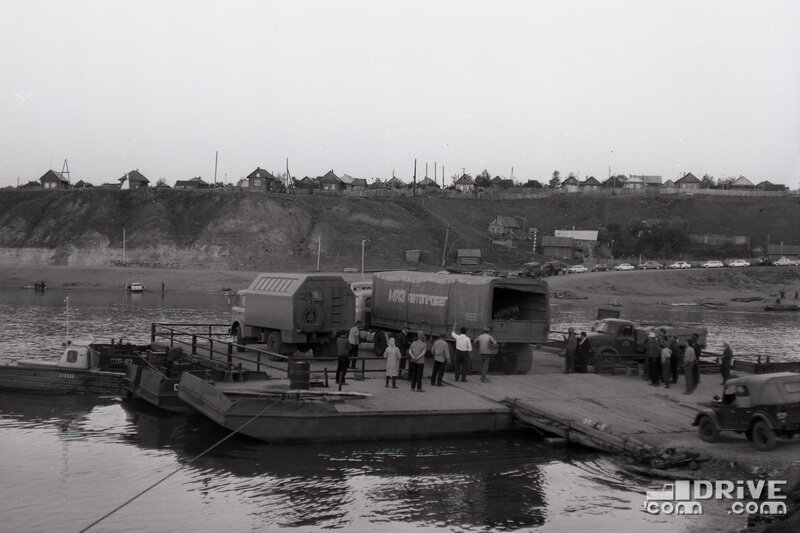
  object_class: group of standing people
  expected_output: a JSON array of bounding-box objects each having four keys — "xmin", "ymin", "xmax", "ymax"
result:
[
  {"xmin": 351, "ymin": 322, "xmax": 499, "ymax": 392},
  {"xmin": 644, "ymin": 332, "xmax": 704, "ymax": 394},
  {"xmin": 563, "ymin": 328, "xmax": 592, "ymax": 374}
]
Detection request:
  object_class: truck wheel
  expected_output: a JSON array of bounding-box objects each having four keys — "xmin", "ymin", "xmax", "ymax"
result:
[
  {"xmin": 697, "ymin": 415, "xmax": 719, "ymax": 443},
  {"xmin": 234, "ymin": 326, "xmax": 246, "ymax": 353},
  {"xmin": 751, "ymin": 421, "xmax": 776, "ymax": 451},
  {"xmin": 266, "ymin": 331, "xmax": 284, "ymax": 360}
]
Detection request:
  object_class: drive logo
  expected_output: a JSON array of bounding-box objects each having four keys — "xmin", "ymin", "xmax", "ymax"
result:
[{"xmin": 643, "ymin": 480, "xmax": 788, "ymax": 516}]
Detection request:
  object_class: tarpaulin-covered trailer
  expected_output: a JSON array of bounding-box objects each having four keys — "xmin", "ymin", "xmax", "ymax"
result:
[
  {"xmin": 370, "ymin": 271, "xmax": 549, "ymax": 374},
  {"xmin": 230, "ymin": 273, "xmax": 355, "ymax": 356}
]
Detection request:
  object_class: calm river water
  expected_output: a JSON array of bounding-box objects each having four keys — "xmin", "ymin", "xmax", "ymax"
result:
[{"xmin": 2, "ymin": 288, "xmax": 794, "ymax": 532}]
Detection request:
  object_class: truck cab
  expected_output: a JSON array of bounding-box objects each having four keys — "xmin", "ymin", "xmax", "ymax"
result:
[{"xmin": 587, "ymin": 319, "xmax": 639, "ymax": 356}]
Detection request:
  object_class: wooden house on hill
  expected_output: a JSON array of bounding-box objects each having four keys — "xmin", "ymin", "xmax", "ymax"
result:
[
  {"xmin": 730, "ymin": 176, "xmax": 755, "ymax": 189},
  {"xmin": 350, "ymin": 178, "xmax": 368, "ymax": 191},
  {"xmin": 174, "ymin": 177, "xmax": 209, "ymax": 189},
  {"xmin": 39, "ymin": 170, "xmax": 70, "ymax": 189},
  {"xmin": 387, "ymin": 176, "xmax": 406, "ymax": 189},
  {"xmin": 491, "ymin": 176, "xmax": 514, "ymax": 188},
  {"xmin": 757, "ymin": 181, "xmax": 786, "ymax": 191},
  {"xmin": 580, "ymin": 177, "xmax": 602, "ymax": 191},
  {"xmin": 560, "ymin": 175, "xmax": 579, "ymax": 192},
  {"xmin": 454, "ymin": 174, "xmax": 475, "ymax": 193},
  {"xmin": 488, "ymin": 215, "xmax": 521, "ymax": 238},
  {"xmin": 246, "ymin": 167, "xmax": 283, "ymax": 192},
  {"xmin": 121, "ymin": 170, "xmax": 149, "ymax": 190},
  {"xmin": 676, "ymin": 172, "xmax": 701, "ymax": 190},
  {"xmin": 318, "ymin": 170, "xmax": 344, "ymax": 191},
  {"xmin": 418, "ymin": 177, "xmax": 440, "ymax": 190}
]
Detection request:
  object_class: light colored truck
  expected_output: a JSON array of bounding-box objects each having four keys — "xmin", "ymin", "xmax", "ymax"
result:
[{"xmin": 230, "ymin": 273, "xmax": 355, "ymax": 357}]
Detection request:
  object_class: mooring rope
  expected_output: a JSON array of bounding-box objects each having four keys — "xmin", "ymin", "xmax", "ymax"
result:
[{"xmin": 80, "ymin": 399, "xmax": 279, "ymax": 532}]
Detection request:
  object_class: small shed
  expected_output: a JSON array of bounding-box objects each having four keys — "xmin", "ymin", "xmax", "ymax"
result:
[
  {"xmin": 457, "ymin": 249, "xmax": 481, "ymax": 266},
  {"xmin": 404, "ymin": 250, "xmax": 422, "ymax": 263},
  {"xmin": 541, "ymin": 236, "xmax": 575, "ymax": 260}
]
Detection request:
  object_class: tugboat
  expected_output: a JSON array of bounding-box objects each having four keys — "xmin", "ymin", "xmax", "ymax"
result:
[{"xmin": 0, "ymin": 340, "xmax": 151, "ymax": 394}]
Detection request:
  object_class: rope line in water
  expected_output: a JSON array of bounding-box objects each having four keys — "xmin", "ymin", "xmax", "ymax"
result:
[{"xmin": 80, "ymin": 399, "xmax": 279, "ymax": 532}]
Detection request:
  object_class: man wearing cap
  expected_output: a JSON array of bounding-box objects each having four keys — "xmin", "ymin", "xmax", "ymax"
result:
[
  {"xmin": 473, "ymin": 327, "xmax": 498, "ymax": 383},
  {"xmin": 408, "ymin": 332, "xmax": 428, "ymax": 392},
  {"xmin": 564, "ymin": 328, "xmax": 577, "ymax": 374}
]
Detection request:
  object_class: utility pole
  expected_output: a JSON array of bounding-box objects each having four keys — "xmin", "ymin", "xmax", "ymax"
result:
[
  {"xmin": 122, "ymin": 228, "xmax": 126, "ymax": 266},
  {"xmin": 316, "ymin": 235, "xmax": 322, "ymax": 271},
  {"xmin": 65, "ymin": 296, "xmax": 70, "ymax": 343},
  {"xmin": 214, "ymin": 151, "xmax": 218, "ymax": 185},
  {"xmin": 361, "ymin": 239, "xmax": 368, "ymax": 278},
  {"xmin": 413, "ymin": 159, "xmax": 417, "ymax": 197},
  {"xmin": 441, "ymin": 224, "xmax": 450, "ymax": 267},
  {"xmin": 425, "ymin": 162, "xmax": 428, "ymax": 178}
]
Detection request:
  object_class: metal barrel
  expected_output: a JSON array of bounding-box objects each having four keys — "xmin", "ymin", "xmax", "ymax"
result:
[{"xmin": 288, "ymin": 361, "xmax": 310, "ymax": 390}]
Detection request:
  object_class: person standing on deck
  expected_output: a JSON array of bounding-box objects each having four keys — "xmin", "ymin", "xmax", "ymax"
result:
[
  {"xmin": 348, "ymin": 321, "xmax": 362, "ymax": 369},
  {"xmin": 690, "ymin": 336, "xmax": 702, "ymax": 387},
  {"xmin": 683, "ymin": 342, "xmax": 697, "ymax": 394},
  {"xmin": 430, "ymin": 335, "xmax": 451, "ymax": 387},
  {"xmin": 721, "ymin": 341, "xmax": 733, "ymax": 384},
  {"xmin": 383, "ymin": 337, "xmax": 401, "ymax": 388},
  {"xmin": 474, "ymin": 327, "xmax": 498, "ymax": 383},
  {"xmin": 564, "ymin": 328, "xmax": 577, "ymax": 374},
  {"xmin": 451, "ymin": 325, "xmax": 472, "ymax": 382},
  {"xmin": 645, "ymin": 332, "xmax": 661, "ymax": 386},
  {"xmin": 576, "ymin": 332, "xmax": 592, "ymax": 373},
  {"xmin": 395, "ymin": 328, "xmax": 410, "ymax": 378},
  {"xmin": 669, "ymin": 336, "xmax": 682, "ymax": 384},
  {"xmin": 660, "ymin": 341, "xmax": 672, "ymax": 388},
  {"xmin": 409, "ymin": 332, "xmax": 428, "ymax": 392},
  {"xmin": 335, "ymin": 331, "xmax": 351, "ymax": 386}
]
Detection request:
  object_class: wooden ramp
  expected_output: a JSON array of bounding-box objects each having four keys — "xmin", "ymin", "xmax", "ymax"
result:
[{"xmin": 454, "ymin": 374, "xmax": 701, "ymax": 461}]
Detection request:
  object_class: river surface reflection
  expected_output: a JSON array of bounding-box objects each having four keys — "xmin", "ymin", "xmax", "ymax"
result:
[{"xmin": 0, "ymin": 288, "xmax": 770, "ymax": 531}]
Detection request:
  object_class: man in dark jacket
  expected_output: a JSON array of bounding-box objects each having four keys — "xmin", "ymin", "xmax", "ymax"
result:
[
  {"xmin": 669, "ymin": 336, "xmax": 682, "ymax": 384},
  {"xmin": 335, "ymin": 331, "xmax": 351, "ymax": 386},
  {"xmin": 564, "ymin": 328, "xmax": 577, "ymax": 374},
  {"xmin": 373, "ymin": 330, "xmax": 388, "ymax": 358},
  {"xmin": 645, "ymin": 333, "xmax": 661, "ymax": 386},
  {"xmin": 395, "ymin": 329, "xmax": 410, "ymax": 378}
]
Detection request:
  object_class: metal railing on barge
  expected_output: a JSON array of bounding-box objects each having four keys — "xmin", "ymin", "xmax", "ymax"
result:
[{"xmin": 150, "ymin": 323, "xmax": 392, "ymax": 384}]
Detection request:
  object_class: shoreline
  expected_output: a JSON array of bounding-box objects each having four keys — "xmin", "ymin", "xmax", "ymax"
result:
[{"xmin": 3, "ymin": 264, "xmax": 799, "ymax": 304}]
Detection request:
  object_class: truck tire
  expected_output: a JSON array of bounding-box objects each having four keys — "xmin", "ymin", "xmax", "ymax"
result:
[
  {"xmin": 266, "ymin": 331, "xmax": 285, "ymax": 361},
  {"xmin": 697, "ymin": 415, "xmax": 719, "ymax": 443},
  {"xmin": 751, "ymin": 420, "xmax": 776, "ymax": 451},
  {"xmin": 234, "ymin": 325, "xmax": 246, "ymax": 353}
]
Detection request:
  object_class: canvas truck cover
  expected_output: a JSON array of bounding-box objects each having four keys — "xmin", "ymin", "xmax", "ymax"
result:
[
  {"xmin": 241, "ymin": 273, "xmax": 354, "ymax": 332},
  {"xmin": 371, "ymin": 271, "xmax": 549, "ymax": 340}
]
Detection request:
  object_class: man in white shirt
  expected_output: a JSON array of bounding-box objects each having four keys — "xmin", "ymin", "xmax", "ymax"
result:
[
  {"xmin": 451, "ymin": 325, "xmax": 472, "ymax": 382},
  {"xmin": 348, "ymin": 321, "xmax": 361, "ymax": 369}
]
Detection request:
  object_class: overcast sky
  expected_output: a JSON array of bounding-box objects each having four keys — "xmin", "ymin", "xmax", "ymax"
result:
[{"xmin": 1, "ymin": 0, "xmax": 799, "ymax": 187}]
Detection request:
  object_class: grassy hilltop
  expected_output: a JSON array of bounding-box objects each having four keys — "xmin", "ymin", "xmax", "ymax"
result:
[{"xmin": 0, "ymin": 188, "xmax": 797, "ymax": 271}]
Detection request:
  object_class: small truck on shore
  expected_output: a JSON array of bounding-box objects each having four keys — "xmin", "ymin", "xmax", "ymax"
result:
[{"xmin": 585, "ymin": 318, "xmax": 706, "ymax": 372}]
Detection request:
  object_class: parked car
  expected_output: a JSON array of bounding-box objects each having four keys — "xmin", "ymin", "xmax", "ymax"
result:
[
  {"xmin": 728, "ymin": 259, "xmax": 751, "ymax": 268},
  {"xmin": 693, "ymin": 373, "xmax": 800, "ymax": 451},
  {"xmin": 701, "ymin": 260, "xmax": 724, "ymax": 268},
  {"xmin": 637, "ymin": 261, "xmax": 664, "ymax": 270},
  {"xmin": 774, "ymin": 257, "xmax": 798, "ymax": 267},
  {"xmin": 756, "ymin": 257, "xmax": 773, "ymax": 266},
  {"xmin": 567, "ymin": 265, "xmax": 588, "ymax": 274},
  {"xmin": 591, "ymin": 264, "xmax": 609, "ymax": 272},
  {"xmin": 667, "ymin": 261, "xmax": 692, "ymax": 269},
  {"xmin": 615, "ymin": 263, "xmax": 635, "ymax": 271}
]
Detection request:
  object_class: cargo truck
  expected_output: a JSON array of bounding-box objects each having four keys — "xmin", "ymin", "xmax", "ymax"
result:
[
  {"xmin": 369, "ymin": 271, "xmax": 550, "ymax": 374},
  {"xmin": 230, "ymin": 273, "xmax": 355, "ymax": 357},
  {"xmin": 586, "ymin": 318, "xmax": 707, "ymax": 372}
]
